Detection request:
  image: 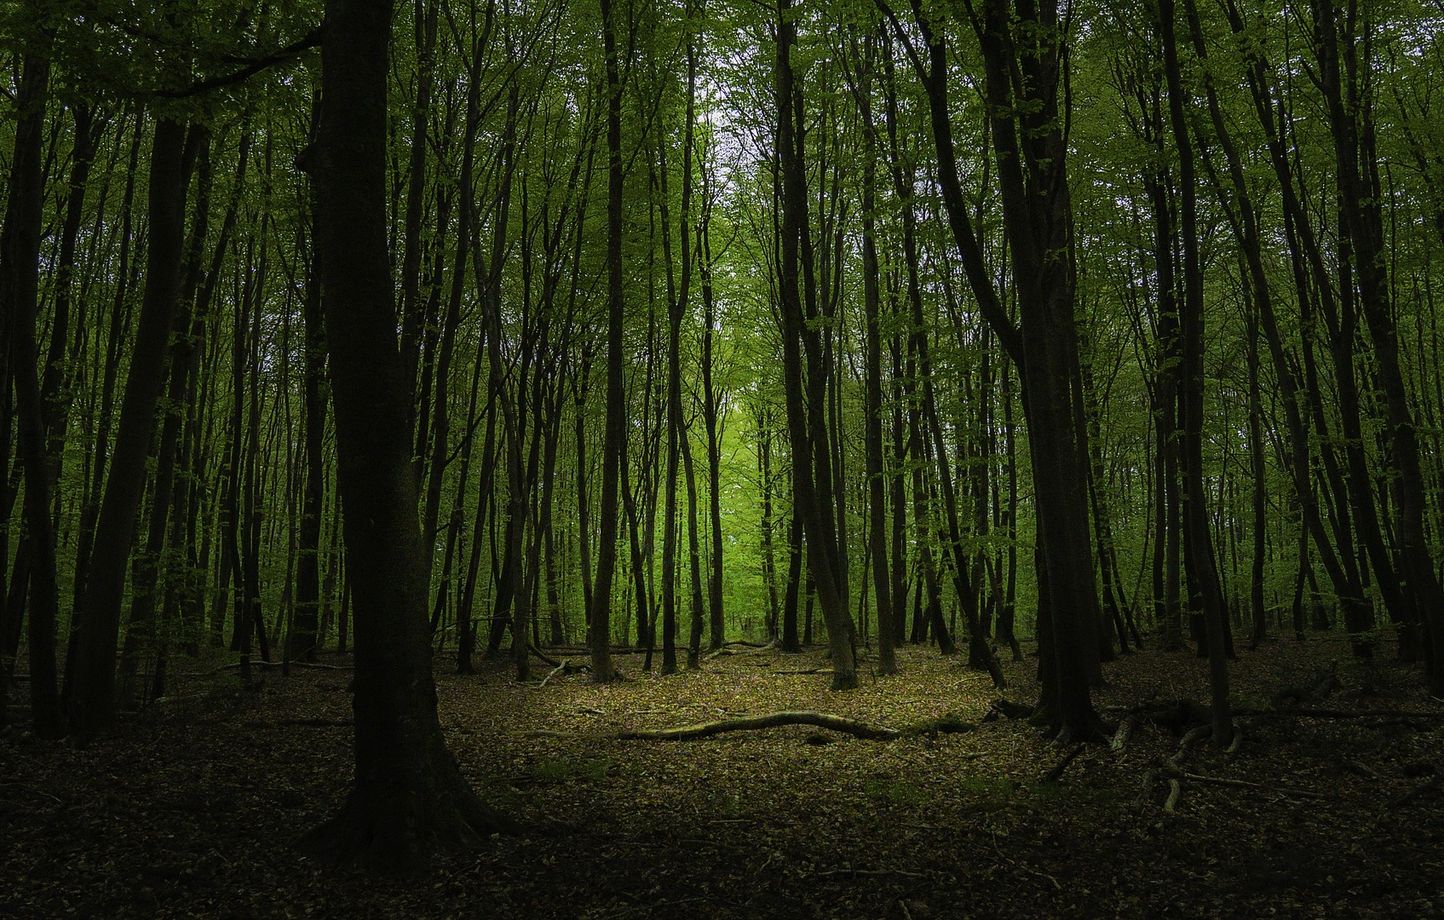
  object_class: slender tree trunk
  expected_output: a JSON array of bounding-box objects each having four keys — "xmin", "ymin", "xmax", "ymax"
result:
[
  {"xmin": 65, "ymin": 115, "xmax": 189, "ymax": 737},
  {"xmin": 1, "ymin": 48, "xmax": 63, "ymax": 737},
  {"xmin": 776, "ymin": 0, "xmax": 858, "ymax": 689},
  {"xmin": 1160, "ymin": 0, "xmax": 1233, "ymax": 745},
  {"xmin": 590, "ymin": 0, "xmax": 625, "ymax": 683},
  {"xmin": 849, "ymin": 31, "xmax": 896, "ymax": 675}
]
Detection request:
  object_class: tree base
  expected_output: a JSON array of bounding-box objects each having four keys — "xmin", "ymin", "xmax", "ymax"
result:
[{"xmin": 300, "ymin": 752, "xmax": 520, "ymax": 871}]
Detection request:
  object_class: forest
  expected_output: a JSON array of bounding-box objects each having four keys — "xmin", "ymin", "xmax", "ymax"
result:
[{"xmin": 2, "ymin": 0, "xmax": 1443, "ymax": 915}]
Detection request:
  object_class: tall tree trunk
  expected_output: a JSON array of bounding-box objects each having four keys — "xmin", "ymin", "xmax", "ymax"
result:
[
  {"xmin": 1159, "ymin": 0, "xmax": 1233, "ymax": 745},
  {"xmin": 590, "ymin": 0, "xmax": 625, "ymax": 682},
  {"xmin": 848, "ymin": 30, "xmax": 896, "ymax": 676},
  {"xmin": 291, "ymin": 112, "xmax": 328, "ymax": 663},
  {"xmin": 118, "ymin": 125, "xmax": 212, "ymax": 705},
  {"xmin": 1314, "ymin": 0, "xmax": 1444, "ymax": 686},
  {"xmin": 970, "ymin": 0, "xmax": 1103, "ymax": 737},
  {"xmin": 303, "ymin": 0, "xmax": 515, "ymax": 864},
  {"xmin": 1, "ymin": 48, "xmax": 63, "ymax": 737},
  {"xmin": 65, "ymin": 115, "xmax": 189, "ymax": 737},
  {"xmin": 776, "ymin": 0, "xmax": 858, "ymax": 689}
]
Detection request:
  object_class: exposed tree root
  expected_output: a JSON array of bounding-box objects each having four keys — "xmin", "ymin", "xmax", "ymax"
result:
[
  {"xmin": 1136, "ymin": 768, "xmax": 1160, "ymax": 808},
  {"xmin": 1163, "ymin": 778, "xmax": 1182, "ymax": 813},
  {"xmin": 1111, "ymin": 714, "xmax": 1138, "ymax": 752},
  {"xmin": 300, "ymin": 757, "xmax": 521, "ymax": 871},
  {"xmin": 614, "ymin": 710, "xmax": 975, "ymax": 742},
  {"xmin": 1041, "ymin": 743, "xmax": 1087, "ymax": 784}
]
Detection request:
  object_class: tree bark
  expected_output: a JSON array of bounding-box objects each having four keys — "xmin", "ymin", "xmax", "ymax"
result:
[
  {"xmin": 303, "ymin": 0, "xmax": 516, "ymax": 866},
  {"xmin": 65, "ymin": 114, "xmax": 189, "ymax": 737},
  {"xmin": 0, "ymin": 48, "xmax": 63, "ymax": 738}
]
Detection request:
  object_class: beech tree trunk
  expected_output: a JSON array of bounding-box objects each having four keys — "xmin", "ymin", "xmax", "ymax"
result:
[
  {"xmin": 775, "ymin": 0, "xmax": 858, "ymax": 689},
  {"xmin": 1, "ymin": 48, "xmax": 63, "ymax": 738},
  {"xmin": 303, "ymin": 0, "xmax": 515, "ymax": 866},
  {"xmin": 589, "ymin": 0, "xmax": 625, "ymax": 683},
  {"xmin": 65, "ymin": 114, "xmax": 189, "ymax": 737}
]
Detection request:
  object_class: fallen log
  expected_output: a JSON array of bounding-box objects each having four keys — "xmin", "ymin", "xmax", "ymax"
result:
[
  {"xmin": 615, "ymin": 710, "xmax": 975, "ymax": 742},
  {"xmin": 1271, "ymin": 662, "xmax": 1340, "ymax": 709},
  {"xmin": 704, "ymin": 640, "xmax": 778, "ymax": 661}
]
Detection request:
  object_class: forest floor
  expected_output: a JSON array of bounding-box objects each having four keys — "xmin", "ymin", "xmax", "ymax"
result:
[{"xmin": 3, "ymin": 635, "xmax": 1443, "ymax": 918}]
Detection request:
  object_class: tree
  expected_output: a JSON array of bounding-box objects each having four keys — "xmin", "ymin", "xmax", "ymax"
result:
[
  {"xmin": 301, "ymin": 0, "xmax": 516, "ymax": 864},
  {"xmin": 590, "ymin": 0, "xmax": 626, "ymax": 683}
]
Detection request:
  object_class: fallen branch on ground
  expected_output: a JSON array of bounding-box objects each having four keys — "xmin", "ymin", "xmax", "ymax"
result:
[
  {"xmin": 529, "ymin": 645, "xmax": 563, "ymax": 668},
  {"xmin": 1162, "ymin": 762, "xmax": 1327, "ymax": 800},
  {"xmin": 614, "ymin": 710, "xmax": 975, "ymax": 742},
  {"xmin": 188, "ymin": 659, "xmax": 352, "ymax": 677},
  {"xmin": 244, "ymin": 718, "xmax": 353, "ymax": 728},
  {"xmin": 815, "ymin": 867, "xmax": 928, "ymax": 879},
  {"xmin": 533, "ymin": 659, "xmax": 590, "ymax": 688}
]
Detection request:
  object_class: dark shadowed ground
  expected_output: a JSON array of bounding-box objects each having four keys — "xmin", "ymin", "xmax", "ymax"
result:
[{"xmin": 3, "ymin": 638, "xmax": 1442, "ymax": 917}]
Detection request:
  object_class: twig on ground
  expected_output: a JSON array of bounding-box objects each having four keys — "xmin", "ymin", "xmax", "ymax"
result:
[
  {"xmin": 816, "ymin": 867, "xmax": 928, "ymax": 879},
  {"xmin": 1162, "ymin": 762, "xmax": 1327, "ymax": 799}
]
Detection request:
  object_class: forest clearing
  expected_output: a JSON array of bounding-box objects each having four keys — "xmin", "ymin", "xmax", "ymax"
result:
[{"xmin": 4, "ymin": 640, "xmax": 1442, "ymax": 917}]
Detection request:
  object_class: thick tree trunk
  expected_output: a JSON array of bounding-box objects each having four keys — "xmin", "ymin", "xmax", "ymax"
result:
[
  {"xmin": 303, "ymin": 0, "xmax": 515, "ymax": 867},
  {"xmin": 970, "ymin": 0, "xmax": 1103, "ymax": 739}
]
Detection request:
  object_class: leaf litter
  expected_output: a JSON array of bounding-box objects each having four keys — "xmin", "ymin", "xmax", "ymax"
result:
[{"xmin": 2, "ymin": 637, "xmax": 1442, "ymax": 917}]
